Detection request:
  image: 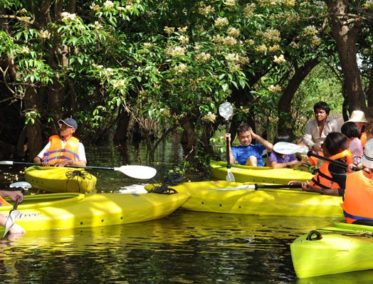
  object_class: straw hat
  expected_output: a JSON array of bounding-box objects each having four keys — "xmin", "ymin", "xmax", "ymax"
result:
[
  {"xmin": 362, "ymin": 139, "xmax": 373, "ymax": 169},
  {"xmin": 347, "ymin": 110, "xmax": 367, "ymax": 123}
]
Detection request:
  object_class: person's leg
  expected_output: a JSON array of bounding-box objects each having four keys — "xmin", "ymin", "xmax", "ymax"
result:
[{"xmin": 246, "ymin": 156, "xmax": 257, "ymax": 166}]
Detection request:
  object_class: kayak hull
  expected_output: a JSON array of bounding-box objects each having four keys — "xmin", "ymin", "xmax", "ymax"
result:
[
  {"xmin": 210, "ymin": 161, "xmax": 312, "ymax": 183},
  {"xmin": 25, "ymin": 166, "xmax": 97, "ymax": 193},
  {"xmin": 0, "ymin": 192, "xmax": 190, "ymax": 232},
  {"xmin": 291, "ymin": 222, "xmax": 373, "ymax": 278},
  {"xmin": 148, "ymin": 180, "xmax": 343, "ymax": 217}
]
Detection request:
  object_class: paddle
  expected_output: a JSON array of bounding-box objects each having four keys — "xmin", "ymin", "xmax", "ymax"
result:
[
  {"xmin": 273, "ymin": 142, "xmax": 308, "ymax": 155},
  {"xmin": 217, "ymin": 183, "xmax": 302, "ymax": 191},
  {"xmin": 0, "ymin": 161, "xmax": 157, "ymax": 179},
  {"xmin": 219, "ymin": 102, "xmax": 235, "ymax": 182},
  {"xmin": 273, "ymin": 142, "xmax": 350, "ymax": 170},
  {"xmin": 2, "ymin": 181, "xmax": 32, "ymax": 239}
]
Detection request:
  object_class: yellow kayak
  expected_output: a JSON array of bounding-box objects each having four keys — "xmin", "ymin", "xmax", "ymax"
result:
[
  {"xmin": 148, "ymin": 180, "xmax": 343, "ymax": 217},
  {"xmin": 25, "ymin": 166, "xmax": 97, "ymax": 193},
  {"xmin": 210, "ymin": 160, "xmax": 313, "ymax": 183},
  {"xmin": 291, "ymin": 222, "xmax": 373, "ymax": 278},
  {"xmin": 0, "ymin": 191, "xmax": 190, "ymax": 232}
]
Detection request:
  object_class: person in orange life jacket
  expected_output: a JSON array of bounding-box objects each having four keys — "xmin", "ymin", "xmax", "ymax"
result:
[
  {"xmin": 268, "ymin": 135, "xmax": 302, "ymax": 169},
  {"xmin": 33, "ymin": 118, "xmax": 87, "ymax": 167},
  {"xmin": 289, "ymin": 132, "xmax": 352, "ymax": 196},
  {"xmin": 0, "ymin": 190, "xmax": 24, "ymax": 235},
  {"xmin": 225, "ymin": 123, "xmax": 273, "ymax": 166},
  {"xmin": 302, "ymin": 101, "xmax": 339, "ymax": 153},
  {"xmin": 342, "ymin": 139, "xmax": 373, "ymax": 224}
]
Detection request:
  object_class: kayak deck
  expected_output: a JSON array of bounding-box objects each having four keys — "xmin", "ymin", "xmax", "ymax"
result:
[{"xmin": 25, "ymin": 166, "xmax": 97, "ymax": 193}]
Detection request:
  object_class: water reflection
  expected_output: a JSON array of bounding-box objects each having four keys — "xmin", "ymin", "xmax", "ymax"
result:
[{"xmin": 0, "ymin": 210, "xmax": 338, "ymax": 283}]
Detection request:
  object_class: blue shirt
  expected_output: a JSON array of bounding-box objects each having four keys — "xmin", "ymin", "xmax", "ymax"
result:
[{"xmin": 232, "ymin": 144, "xmax": 266, "ymax": 166}]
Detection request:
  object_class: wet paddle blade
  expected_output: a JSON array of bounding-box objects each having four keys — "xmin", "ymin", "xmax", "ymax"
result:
[
  {"xmin": 114, "ymin": 165, "xmax": 157, "ymax": 179},
  {"xmin": 2, "ymin": 209, "xmax": 21, "ymax": 238},
  {"xmin": 226, "ymin": 169, "xmax": 235, "ymax": 182},
  {"xmin": 219, "ymin": 102, "xmax": 233, "ymax": 121}
]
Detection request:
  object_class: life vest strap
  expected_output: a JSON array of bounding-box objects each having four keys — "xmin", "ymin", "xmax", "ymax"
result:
[{"xmin": 343, "ymin": 211, "xmax": 373, "ymax": 222}]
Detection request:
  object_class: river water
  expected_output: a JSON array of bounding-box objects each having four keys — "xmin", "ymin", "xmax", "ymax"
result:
[{"xmin": 0, "ymin": 144, "xmax": 371, "ymax": 283}]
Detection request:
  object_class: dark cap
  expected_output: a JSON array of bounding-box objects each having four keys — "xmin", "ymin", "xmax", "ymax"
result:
[{"xmin": 58, "ymin": 118, "xmax": 78, "ymax": 130}]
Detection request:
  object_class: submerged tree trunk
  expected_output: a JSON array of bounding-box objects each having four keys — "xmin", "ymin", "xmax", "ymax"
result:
[{"xmin": 326, "ymin": 0, "xmax": 366, "ymax": 111}]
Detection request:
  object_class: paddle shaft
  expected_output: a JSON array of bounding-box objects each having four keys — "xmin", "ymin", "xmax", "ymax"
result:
[
  {"xmin": 1, "ymin": 161, "xmax": 122, "ymax": 171},
  {"xmin": 226, "ymin": 122, "xmax": 231, "ymax": 169},
  {"xmin": 254, "ymin": 184, "xmax": 302, "ymax": 189},
  {"xmin": 307, "ymin": 151, "xmax": 347, "ymax": 169}
]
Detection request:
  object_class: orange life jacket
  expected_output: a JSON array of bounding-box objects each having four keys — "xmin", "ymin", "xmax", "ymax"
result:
[
  {"xmin": 309, "ymin": 150, "xmax": 352, "ymax": 191},
  {"xmin": 43, "ymin": 135, "xmax": 80, "ymax": 165},
  {"xmin": 0, "ymin": 196, "xmax": 10, "ymax": 206},
  {"xmin": 361, "ymin": 132, "xmax": 367, "ymax": 147},
  {"xmin": 342, "ymin": 171, "xmax": 373, "ymax": 224}
]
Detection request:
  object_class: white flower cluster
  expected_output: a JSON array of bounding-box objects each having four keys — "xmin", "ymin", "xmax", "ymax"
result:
[
  {"xmin": 202, "ymin": 112, "xmax": 217, "ymax": 123},
  {"xmin": 166, "ymin": 46, "xmax": 186, "ymax": 57},
  {"xmin": 39, "ymin": 30, "xmax": 51, "ymax": 39},
  {"xmin": 198, "ymin": 4, "xmax": 215, "ymax": 16},
  {"xmin": 195, "ymin": 52, "xmax": 212, "ymax": 63},
  {"xmin": 268, "ymin": 84, "xmax": 282, "ymax": 93},
  {"xmin": 273, "ymin": 54, "xmax": 286, "ymax": 64},
  {"xmin": 227, "ymin": 27, "xmax": 240, "ymax": 38},
  {"xmin": 173, "ymin": 63, "xmax": 188, "ymax": 74},
  {"xmin": 214, "ymin": 17, "xmax": 229, "ymax": 28},
  {"xmin": 244, "ymin": 3, "xmax": 256, "ymax": 17},
  {"xmin": 61, "ymin": 12, "xmax": 76, "ymax": 21}
]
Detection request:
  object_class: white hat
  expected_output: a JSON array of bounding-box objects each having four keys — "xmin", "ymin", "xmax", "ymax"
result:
[
  {"xmin": 362, "ymin": 139, "xmax": 373, "ymax": 169},
  {"xmin": 348, "ymin": 110, "xmax": 367, "ymax": 123}
]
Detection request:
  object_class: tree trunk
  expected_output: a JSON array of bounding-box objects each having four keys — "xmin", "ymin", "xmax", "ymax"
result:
[
  {"xmin": 277, "ymin": 59, "xmax": 320, "ymax": 137},
  {"xmin": 180, "ymin": 117, "xmax": 196, "ymax": 160},
  {"xmin": 24, "ymin": 87, "xmax": 43, "ymax": 160},
  {"xmin": 326, "ymin": 0, "xmax": 366, "ymax": 111}
]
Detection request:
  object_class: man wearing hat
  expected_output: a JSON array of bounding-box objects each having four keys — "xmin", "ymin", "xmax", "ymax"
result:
[
  {"xmin": 342, "ymin": 138, "xmax": 373, "ymax": 224},
  {"xmin": 33, "ymin": 118, "xmax": 87, "ymax": 167}
]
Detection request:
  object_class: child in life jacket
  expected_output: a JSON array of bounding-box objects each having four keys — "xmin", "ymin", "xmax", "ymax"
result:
[{"xmin": 289, "ymin": 132, "xmax": 352, "ymax": 196}]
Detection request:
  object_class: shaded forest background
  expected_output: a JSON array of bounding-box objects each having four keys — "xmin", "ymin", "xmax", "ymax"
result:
[{"xmin": 0, "ymin": 0, "xmax": 373, "ymax": 167}]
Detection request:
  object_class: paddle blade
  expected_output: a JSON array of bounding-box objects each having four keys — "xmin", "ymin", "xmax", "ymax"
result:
[
  {"xmin": 114, "ymin": 165, "xmax": 157, "ymax": 179},
  {"xmin": 2, "ymin": 209, "xmax": 21, "ymax": 238},
  {"xmin": 219, "ymin": 102, "xmax": 233, "ymax": 121},
  {"xmin": 9, "ymin": 181, "xmax": 32, "ymax": 191},
  {"xmin": 226, "ymin": 169, "xmax": 235, "ymax": 182},
  {"xmin": 273, "ymin": 142, "xmax": 308, "ymax": 155},
  {"xmin": 0, "ymin": 161, "xmax": 14, "ymax": 165}
]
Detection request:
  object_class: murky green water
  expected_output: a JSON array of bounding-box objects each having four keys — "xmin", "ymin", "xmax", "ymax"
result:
[{"xmin": 1, "ymin": 144, "xmax": 372, "ymax": 283}]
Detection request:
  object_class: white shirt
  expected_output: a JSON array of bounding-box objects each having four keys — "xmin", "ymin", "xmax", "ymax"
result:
[
  {"xmin": 302, "ymin": 117, "xmax": 339, "ymax": 148},
  {"xmin": 37, "ymin": 141, "xmax": 87, "ymax": 162}
]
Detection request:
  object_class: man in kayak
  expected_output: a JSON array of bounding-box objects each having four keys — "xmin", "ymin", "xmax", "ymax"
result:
[
  {"xmin": 302, "ymin": 101, "xmax": 339, "ymax": 152},
  {"xmin": 33, "ymin": 117, "xmax": 87, "ymax": 167},
  {"xmin": 342, "ymin": 139, "xmax": 373, "ymax": 224},
  {"xmin": 0, "ymin": 190, "xmax": 24, "ymax": 235},
  {"xmin": 226, "ymin": 123, "xmax": 273, "ymax": 166}
]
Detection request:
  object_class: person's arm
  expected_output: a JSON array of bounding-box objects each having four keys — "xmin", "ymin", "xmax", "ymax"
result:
[
  {"xmin": 250, "ymin": 130, "xmax": 273, "ymax": 152},
  {"xmin": 33, "ymin": 142, "xmax": 51, "ymax": 165},
  {"xmin": 302, "ymin": 120, "xmax": 315, "ymax": 149},
  {"xmin": 75, "ymin": 143, "xmax": 87, "ymax": 167}
]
